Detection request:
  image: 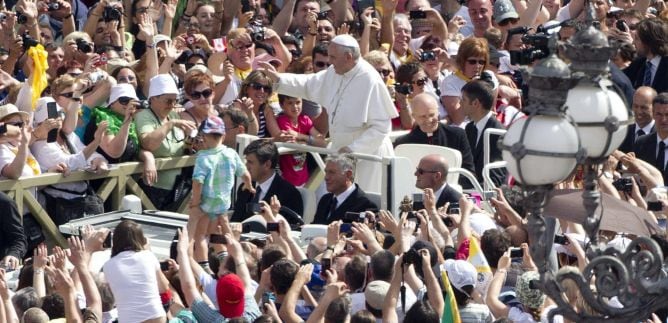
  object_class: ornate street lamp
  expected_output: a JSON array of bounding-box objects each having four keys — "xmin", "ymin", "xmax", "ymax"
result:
[{"xmin": 497, "ymin": 6, "xmax": 668, "ymax": 320}]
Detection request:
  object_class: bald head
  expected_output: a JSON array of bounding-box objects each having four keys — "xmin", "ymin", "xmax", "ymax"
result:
[
  {"xmin": 412, "ymin": 93, "xmax": 440, "ymax": 133},
  {"xmin": 415, "ymin": 154, "xmax": 449, "ymax": 189},
  {"xmin": 633, "ymin": 86, "xmax": 657, "ymax": 128},
  {"xmin": 307, "ymin": 236, "xmax": 327, "ymax": 259}
]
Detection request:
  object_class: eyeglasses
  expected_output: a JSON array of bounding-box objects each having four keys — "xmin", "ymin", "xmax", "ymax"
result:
[
  {"xmin": 6, "ymin": 121, "xmax": 24, "ymax": 128},
  {"xmin": 117, "ymin": 97, "xmax": 134, "ymax": 105},
  {"xmin": 68, "ymin": 72, "xmax": 81, "ymax": 77},
  {"xmin": 117, "ymin": 75, "xmax": 136, "ymax": 83},
  {"xmin": 314, "ymin": 61, "xmax": 331, "ymax": 68},
  {"xmin": 377, "ymin": 68, "xmax": 391, "ymax": 77},
  {"xmin": 415, "ymin": 167, "xmax": 438, "ymax": 175},
  {"xmin": 412, "ymin": 77, "xmax": 429, "ymax": 86},
  {"xmin": 190, "ymin": 88, "xmax": 213, "ymax": 99},
  {"xmin": 498, "ymin": 17, "xmax": 519, "ymax": 27},
  {"xmin": 233, "ymin": 42, "xmax": 253, "ymax": 50},
  {"xmin": 466, "ymin": 59, "xmax": 486, "ymax": 66},
  {"xmin": 249, "ymin": 82, "xmax": 272, "ymax": 92},
  {"xmin": 160, "ymin": 96, "xmax": 177, "ymax": 106}
]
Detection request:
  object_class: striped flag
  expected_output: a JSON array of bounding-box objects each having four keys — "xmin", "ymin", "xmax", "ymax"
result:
[
  {"xmin": 467, "ymin": 237, "xmax": 493, "ymax": 297},
  {"xmin": 441, "ymin": 269, "xmax": 462, "ymax": 323}
]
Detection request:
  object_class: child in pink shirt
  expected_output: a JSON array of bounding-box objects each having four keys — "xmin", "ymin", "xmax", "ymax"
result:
[{"xmin": 276, "ymin": 95, "xmax": 326, "ymax": 186}]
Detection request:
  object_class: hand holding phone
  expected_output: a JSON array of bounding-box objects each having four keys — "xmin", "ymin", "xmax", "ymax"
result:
[
  {"xmin": 510, "ymin": 248, "xmax": 523, "ymax": 258},
  {"xmin": 46, "ymin": 102, "xmax": 59, "ymax": 143}
]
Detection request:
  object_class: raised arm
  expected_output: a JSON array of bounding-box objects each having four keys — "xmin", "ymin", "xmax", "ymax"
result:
[
  {"xmin": 176, "ymin": 228, "xmax": 201, "ymax": 307},
  {"xmin": 272, "ymin": 0, "xmax": 297, "ymax": 36},
  {"xmin": 67, "ymin": 236, "xmax": 102, "ymax": 319},
  {"xmin": 278, "ymin": 264, "xmax": 313, "ymax": 323}
]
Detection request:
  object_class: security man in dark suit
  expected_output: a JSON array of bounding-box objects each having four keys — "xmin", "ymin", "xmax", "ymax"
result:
[
  {"xmin": 312, "ymin": 155, "xmax": 378, "ymax": 225},
  {"xmin": 634, "ymin": 93, "xmax": 668, "ymax": 184},
  {"xmin": 231, "ymin": 140, "xmax": 303, "ymax": 223},
  {"xmin": 461, "ymin": 79, "xmax": 506, "ymax": 186},
  {"xmin": 624, "ymin": 18, "xmax": 668, "ymax": 93},
  {"xmin": 619, "ymin": 86, "xmax": 657, "ymax": 152},
  {"xmin": 413, "ymin": 154, "xmax": 462, "ymax": 211}
]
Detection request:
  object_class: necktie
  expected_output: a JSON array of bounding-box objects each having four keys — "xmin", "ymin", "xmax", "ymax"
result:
[
  {"xmin": 643, "ymin": 61, "xmax": 653, "ymax": 86},
  {"xmin": 636, "ymin": 129, "xmax": 645, "ymax": 138},
  {"xmin": 252, "ymin": 186, "xmax": 262, "ymax": 203},
  {"xmin": 658, "ymin": 141, "xmax": 666, "ymax": 171},
  {"xmin": 328, "ymin": 197, "xmax": 338, "ymax": 219}
]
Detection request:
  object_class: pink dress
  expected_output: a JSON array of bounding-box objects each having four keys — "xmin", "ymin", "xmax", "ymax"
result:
[{"xmin": 276, "ymin": 114, "xmax": 314, "ymax": 186}]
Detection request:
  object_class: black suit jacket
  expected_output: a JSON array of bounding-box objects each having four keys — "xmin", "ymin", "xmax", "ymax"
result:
[
  {"xmin": 633, "ymin": 132, "xmax": 668, "ymax": 184},
  {"xmin": 619, "ymin": 123, "xmax": 656, "ymax": 153},
  {"xmin": 312, "ymin": 184, "xmax": 378, "ymax": 224},
  {"xmin": 413, "ymin": 184, "xmax": 462, "ymax": 210},
  {"xmin": 231, "ymin": 174, "xmax": 303, "ymax": 223},
  {"xmin": 0, "ymin": 192, "xmax": 27, "ymax": 260},
  {"xmin": 624, "ymin": 56, "xmax": 668, "ymax": 93},
  {"xmin": 465, "ymin": 117, "xmax": 506, "ymax": 186},
  {"xmin": 394, "ymin": 123, "xmax": 475, "ymax": 174}
]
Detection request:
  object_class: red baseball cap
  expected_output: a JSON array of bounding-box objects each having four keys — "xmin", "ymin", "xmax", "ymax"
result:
[{"xmin": 216, "ymin": 273, "xmax": 245, "ymax": 318}]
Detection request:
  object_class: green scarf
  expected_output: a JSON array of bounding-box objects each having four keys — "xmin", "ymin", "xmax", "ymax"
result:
[{"xmin": 92, "ymin": 107, "xmax": 138, "ymax": 146}]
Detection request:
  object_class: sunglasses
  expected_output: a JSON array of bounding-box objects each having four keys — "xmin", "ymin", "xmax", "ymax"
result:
[
  {"xmin": 190, "ymin": 88, "xmax": 213, "ymax": 99},
  {"xmin": 498, "ymin": 17, "xmax": 519, "ymax": 27},
  {"xmin": 412, "ymin": 77, "xmax": 428, "ymax": 86},
  {"xmin": 6, "ymin": 121, "xmax": 24, "ymax": 128},
  {"xmin": 416, "ymin": 167, "xmax": 438, "ymax": 175},
  {"xmin": 314, "ymin": 61, "xmax": 331, "ymax": 68},
  {"xmin": 160, "ymin": 96, "xmax": 177, "ymax": 106},
  {"xmin": 117, "ymin": 75, "xmax": 136, "ymax": 83},
  {"xmin": 117, "ymin": 97, "xmax": 134, "ymax": 105},
  {"xmin": 233, "ymin": 42, "xmax": 253, "ymax": 50},
  {"xmin": 467, "ymin": 59, "xmax": 486, "ymax": 66},
  {"xmin": 249, "ymin": 82, "xmax": 272, "ymax": 92},
  {"xmin": 377, "ymin": 68, "xmax": 391, "ymax": 77}
]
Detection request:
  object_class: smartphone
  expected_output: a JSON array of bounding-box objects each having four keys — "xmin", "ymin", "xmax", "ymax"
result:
[
  {"xmin": 267, "ymin": 222, "xmax": 280, "ymax": 232},
  {"xmin": 103, "ymin": 231, "xmax": 113, "ymax": 248},
  {"xmin": 413, "ymin": 193, "xmax": 423, "ymax": 203},
  {"xmin": 448, "ymin": 202, "xmax": 460, "ymax": 214},
  {"xmin": 616, "ymin": 19, "xmax": 628, "ymax": 32},
  {"xmin": 241, "ymin": 0, "xmax": 252, "ymax": 13},
  {"xmin": 246, "ymin": 202, "xmax": 262, "ymax": 214},
  {"xmin": 340, "ymin": 223, "xmax": 353, "ymax": 236},
  {"xmin": 554, "ymin": 234, "xmax": 568, "ymax": 245},
  {"xmin": 510, "ymin": 248, "xmax": 523, "ymax": 258},
  {"xmin": 321, "ymin": 258, "xmax": 331, "ymax": 274},
  {"xmin": 210, "ymin": 234, "xmax": 227, "ymax": 244},
  {"xmin": 648, "ymin": 201, "xmax": 663, "ymax": 211},
  {"xmin": 344, "ymin": 211, "xmax": 364, "ymax": 223},
  {"xmin": 160, "ymin": 261, "xmax": 170, "ymax": 271},
  {"xmin": 46, "ymin": 102, "xmax": 59, "ymax": 143},
  {"xmin": 659, "ymin": 218, "xmax": 667, "ymax": 231},
  {"xmin": 409, "ymin": 10, "xmax": 426, "ymax": 19},
  {"xmin": 242, "ymin": 222, "xmax": 251, "ymax": 234}
]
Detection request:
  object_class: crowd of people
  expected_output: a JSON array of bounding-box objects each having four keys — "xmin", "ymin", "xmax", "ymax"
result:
[{"xmin": 0, "ymin": 0, "xmax": 666, "ymax": 321}]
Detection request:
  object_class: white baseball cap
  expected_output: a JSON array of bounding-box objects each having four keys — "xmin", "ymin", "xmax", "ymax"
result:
[{"xmin": 444, "ymin": 259, "xmax": 477, "ymax": 292}]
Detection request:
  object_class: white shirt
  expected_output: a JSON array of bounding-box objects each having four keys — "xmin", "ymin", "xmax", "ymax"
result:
[
  {"xmin": 474, "ymin": 111, "xmax": 495, "ymax": 145},
  {"xmin": 256, "ymin": 172, "xmax": 277, "ymax": 201},
  {"xmin": 277, "ymin": 59, "xmax": 397, "ymax": 192},
  {"xmin": 433, "ymin": 182, "xmax": 448, "ymax": 201},
  {"xmin": 636, "ymin": 120, "xmax": 655, "ymax": 139},
  {"xmin": 333, "ymin": 183, "xmax": 357, "ymax": 208},
  {"xmin": 31, "ymin": 132, "xmax": 107, "ymax": 199},
  {"xmin": 103, "ymin": 250, "xmax": 164, "ymax": 323}
]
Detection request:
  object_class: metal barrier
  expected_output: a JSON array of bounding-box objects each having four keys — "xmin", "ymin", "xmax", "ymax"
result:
[
  {"xmin": 483, "ymin": 128, "xmax": 508, "ymax": 191},
  {"xmin": 0, "ymin": 156, "xmax": 196, "ymax": 247}
]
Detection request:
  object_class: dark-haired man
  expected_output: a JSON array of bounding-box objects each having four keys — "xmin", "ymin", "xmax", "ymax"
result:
[
  {"xmin": 231, "ymin": 140, "xmax": 303, "ymax": 222},
  {"xmin": 624, "ymin": 18, "xmax": 668, "ymax": 93},
  {"xmin": 461, "ymin": 80, "xmax": 506, "ymax": 186}
]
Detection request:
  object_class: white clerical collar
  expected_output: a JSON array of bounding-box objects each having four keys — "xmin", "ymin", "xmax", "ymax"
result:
[
  {"xmin": 333, "ymin": 183, "xmax": 357, "ymax": 207},
  {"xmin": 340, "ymin": 61, "xmax": 361, "ymax": 77},
  {"xmin": 257, "ymin": 172, "xmax": 276, "ymax": 200},
  {"xmin": 434, "ymin": 182, "xmax": 448, "ymax": 201},
  {"xmin": 475, "ymin": 111, "xmax": 495, "ymax": 143}
]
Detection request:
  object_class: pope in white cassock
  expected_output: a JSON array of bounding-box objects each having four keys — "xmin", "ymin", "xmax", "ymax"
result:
[{"xmin": 261, "ymin": 35, "xmax": 398, "ymax": 193}]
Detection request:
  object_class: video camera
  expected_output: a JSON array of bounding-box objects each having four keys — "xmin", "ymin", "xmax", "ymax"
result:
[{"xmin": 507, "ymin": 23, "xmax": 562, "ymax": 66}]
